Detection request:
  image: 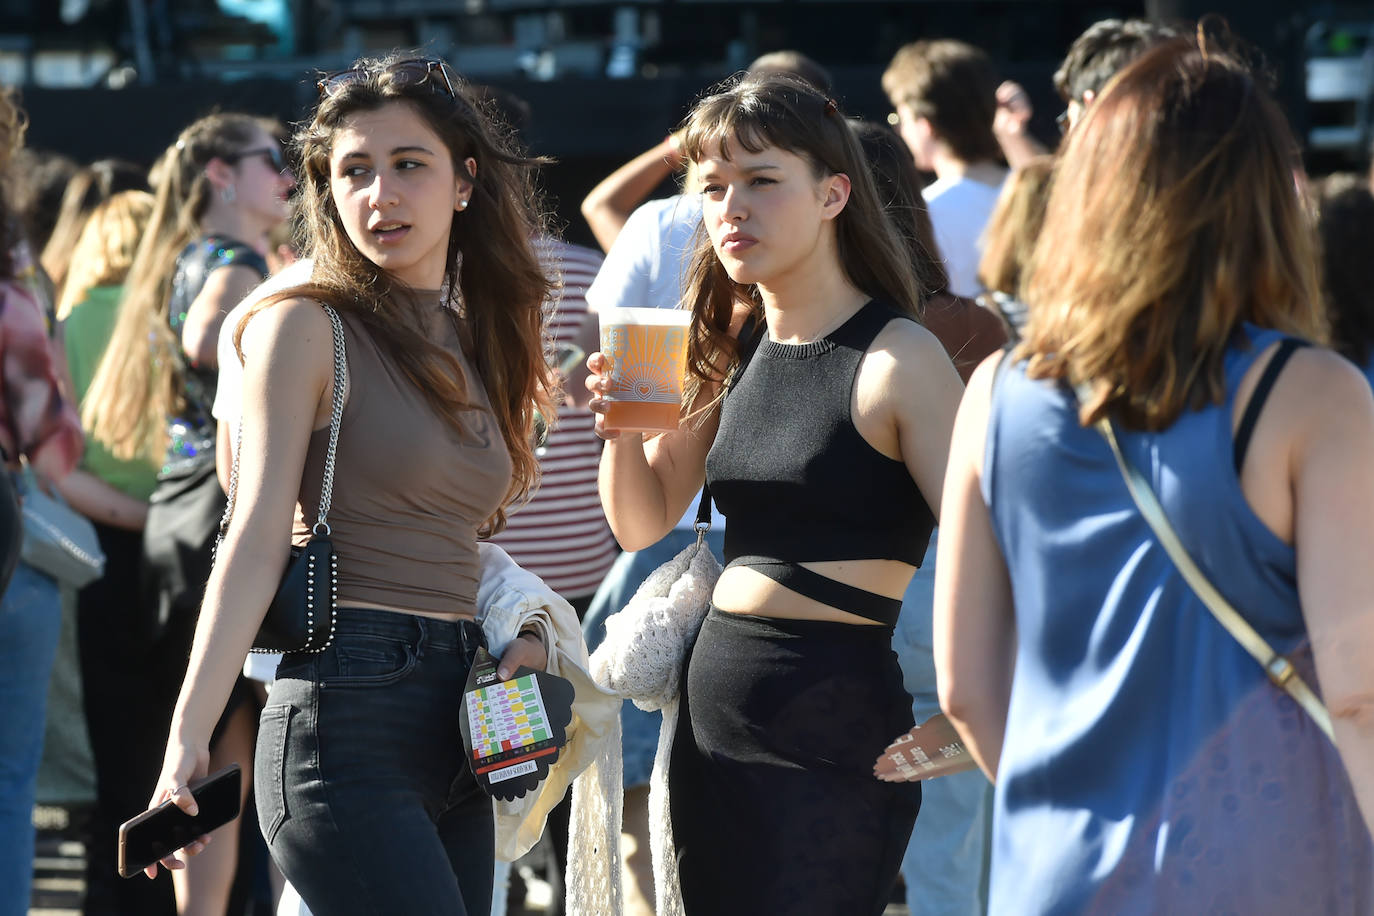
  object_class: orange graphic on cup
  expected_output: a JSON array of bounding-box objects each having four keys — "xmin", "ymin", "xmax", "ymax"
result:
[{"xmin": 598, "ymin": 307, "xmax": 691, "ymax": 432}]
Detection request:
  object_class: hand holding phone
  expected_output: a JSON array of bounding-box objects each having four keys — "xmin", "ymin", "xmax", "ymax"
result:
[{"xmin": 118, "ymin": 763, "xmax": 242, "ymax": 879}]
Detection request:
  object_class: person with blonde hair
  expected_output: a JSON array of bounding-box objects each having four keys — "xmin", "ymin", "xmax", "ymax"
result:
[
  {"xmin": 41, "ymin": 159, "xmax": 146, "ymax": 304},
  {"xmin": 82, "ymin": 111, "xmax": 293, "ymax": 915},
  {"xmin": 51, "ymin": 188, "xmax": 181, "ymax": 915},
  {"xmin": 936, "ymin": 36, "xmax": 1374, "ymax": 912}
]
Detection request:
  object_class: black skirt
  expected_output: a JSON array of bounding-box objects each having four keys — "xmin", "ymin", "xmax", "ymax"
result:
[{"xmin": 671, "ymin": 607, "xmax": 922, "ymax": 916}]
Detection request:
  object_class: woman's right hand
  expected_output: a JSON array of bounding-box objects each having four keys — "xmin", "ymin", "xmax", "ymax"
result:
[
  {"xmin": 143, "ymin": 737, "xmax": 213, "ymax": 878},
  {"xmin": 585, "ymin": 351, "xmax": 621, "ymax": 441}
]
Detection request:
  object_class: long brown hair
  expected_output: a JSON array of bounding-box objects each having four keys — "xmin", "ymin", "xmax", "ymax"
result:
[
  {"xmin": 57, "ymin": 190, "xmax": 155, "ymax": 321},
  {"xmin": 255, "ymin": 53, "xmax": 553, "ymax": 535},
  {"xmin": 83, "ymin": 113, "xmax": 269, "ymax": 460},
  {"xmin": 854, "ymin": 119, "xmax": 948, "ymax": 296},
  {"xmin": 1019, "ymin": 37, "xmax": 1324, "ymax": 430},
  {"xmin": 978, "ymin": 155, "xmax": 1054, "ymax": 298},
  {"xmin": 678, "ymin": 73, "xmax": 922, "ymax": 410}
]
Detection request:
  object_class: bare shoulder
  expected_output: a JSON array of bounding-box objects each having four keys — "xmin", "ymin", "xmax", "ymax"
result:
[
  {"xmin": 1278, "ymin": 345, "xmax": 1374, "ymax": 430},
  {"xmin": 868, "ymin": 315, "xmax": 962, "ymax": 385},
  {"xmin": 238, "ymin": 296, "xmax": 334, "ymax": 373},
  {"xmin": 963, "ymin": 350, "xmax": 1009, "ymax": 403}
]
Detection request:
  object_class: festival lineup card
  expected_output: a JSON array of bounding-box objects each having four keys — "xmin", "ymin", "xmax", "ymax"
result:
[
  {"xmin": 873, "ymin": 713, "xmax": 978, "ymax": 782},
  {"xmin": 459, "ymin": 646, "xmax": 574, "ymax": 801}
]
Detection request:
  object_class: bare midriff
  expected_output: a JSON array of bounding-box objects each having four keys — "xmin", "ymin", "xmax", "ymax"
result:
[
  {"xmin": 336, "ymin": 600, "xmax": 478, "ymax": 622},
  {"xmin": 711, "ymin": 558, "xmax": 915, "ymax": 626}
]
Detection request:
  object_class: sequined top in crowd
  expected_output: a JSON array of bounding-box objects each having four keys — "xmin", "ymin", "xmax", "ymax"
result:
[{"xmin": 163, "ymin": 236, "xmax": 267, "ymax": 473}]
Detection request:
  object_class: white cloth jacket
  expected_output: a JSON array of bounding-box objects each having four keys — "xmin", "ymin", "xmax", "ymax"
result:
[{"xmin": 475, "ymin": 542, "xmax": 623, "ymax": 864}]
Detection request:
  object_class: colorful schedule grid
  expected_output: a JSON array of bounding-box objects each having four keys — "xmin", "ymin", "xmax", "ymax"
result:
[{"xmin": 465, "ymin": 674, "xmax": 552, "ymax": 763}]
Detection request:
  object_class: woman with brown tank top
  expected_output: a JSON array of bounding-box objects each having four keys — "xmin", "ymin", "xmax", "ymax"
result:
[{"xmin": 140, "ymin": 54, "xmax": 557, "ymax": 916}]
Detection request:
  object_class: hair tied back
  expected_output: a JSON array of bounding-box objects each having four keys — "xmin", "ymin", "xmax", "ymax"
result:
[{"xmin": 824, "ymin": 97, "xmax": 839, "ymax": 117}]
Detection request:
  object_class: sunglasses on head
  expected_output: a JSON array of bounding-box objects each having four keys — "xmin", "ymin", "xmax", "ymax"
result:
[
  {"xmin": 317, "ymin": 58, "xmax": 457, "ymax": 100},
  {"xmin": 225, "ymin": 146, "xmax": 288, "ymax": 173}
]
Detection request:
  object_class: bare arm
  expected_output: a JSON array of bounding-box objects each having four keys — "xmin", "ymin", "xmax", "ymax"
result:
[
  {"xmin": 581, "ymin": 137, "xmax": 683, "ymax": 252},
  {"xmin": 1285, "ymin": 352, "xmax": 1374, "ymax": 832},
  {"xmin": 151, "ymin": 299, "xmax": 332, "ymax": 826},
  {"xmin": 180, "ymin": 264, "xmax": 263, "ymax": 369},
  {"xmin": 54, "ymin": 469, "xmax": 148, "ymax": 530},
  {"xmin": 934, "ymin": 353, "xmax": 1016, "ymax": 781},
  {"xmin": 887, "ymin": 321, "xmax": 965, "ymax": 520}
]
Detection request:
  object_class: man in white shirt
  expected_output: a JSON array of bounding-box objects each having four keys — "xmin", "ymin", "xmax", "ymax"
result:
[{"xmin": 884, "ymin": 39, "xmax": 1008, "ymax": 298}]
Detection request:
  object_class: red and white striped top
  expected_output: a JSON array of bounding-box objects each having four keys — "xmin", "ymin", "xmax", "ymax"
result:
[{"xmin": 489, "ymin": 238, "xmax": 619, "ymax": 600}]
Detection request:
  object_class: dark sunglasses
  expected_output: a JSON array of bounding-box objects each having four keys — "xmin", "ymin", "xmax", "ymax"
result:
[
  {"xmin": 225, "ymin": 146, "xmax": 288, "ymax": 173},
  {"xmin": 317, "ymin": 58, "xmax": 456, "ymax": 100}
]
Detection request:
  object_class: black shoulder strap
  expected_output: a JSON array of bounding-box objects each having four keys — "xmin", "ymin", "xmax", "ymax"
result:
[
  {"xmin": 1233, "ymin": 338, "xmax": 1307, "ymax": 474},
  {"xmin": 694, "ymin": 482, "xmax": 712, "ymax": 529},
  {"xmin": 724, "ymin": 310, "xmax": 764, "ymax": 393},
  {"xmin": 830, "ymin": 299, "xmax": 894, "ymax": 352}
]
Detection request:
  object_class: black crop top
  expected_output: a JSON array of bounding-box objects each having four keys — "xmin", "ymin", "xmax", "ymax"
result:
[{"xmin": 705, "ymin": 300, "xmax": 936, "ymax": 624}]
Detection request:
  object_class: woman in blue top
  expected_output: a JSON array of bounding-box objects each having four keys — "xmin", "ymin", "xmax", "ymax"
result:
[{"xmin": 936, "ymin": 36, "xmax": 1374, "ymax": 914}]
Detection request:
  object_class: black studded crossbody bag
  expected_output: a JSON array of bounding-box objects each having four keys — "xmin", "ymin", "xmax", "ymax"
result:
[{"xmin": 217, "ymin": 303, "xmax": 345, "ymax": 655}]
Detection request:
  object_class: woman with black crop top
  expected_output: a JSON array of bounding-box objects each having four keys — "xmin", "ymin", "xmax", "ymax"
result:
[
  {"xmin": 588, "ymin": 74, "xmax": 964, "ymax": 915},
  {"xmin": 140, "ymin": 56, "xmax": 555, "ymax": 915}
]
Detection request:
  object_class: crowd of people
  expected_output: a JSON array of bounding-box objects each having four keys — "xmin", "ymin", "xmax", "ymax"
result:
[{"xmin": 0, "ymin": 13, "xmax": 1370, "ymax": 916}]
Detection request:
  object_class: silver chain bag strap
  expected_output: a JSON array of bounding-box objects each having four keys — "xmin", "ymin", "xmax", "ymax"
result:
[{"xmin": 217, "ymin": 303, "xmax": 347, "ymax": 654}]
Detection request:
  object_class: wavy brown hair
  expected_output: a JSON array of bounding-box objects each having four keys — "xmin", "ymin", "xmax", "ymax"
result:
[
  {"xmin": 83, "ymin": 113, "xmax": 271, "ymax": 460},
  {"xmin": 1019, "ymin": 36, "xmax": 1324, "ymax": 430},
  {"xmin": 252, "ymin": 53, "xmax": 553, "ymax": 535},
  {"xmin": 678, "ymin": 73, "xmax": 922, "ymax": 412},
  {"xmin": 979, "ymin": 155, "xmax": 1055, "ymax": 298},
  {"xmin": 57, "ymin": 190, "xmax": 155, "ymax": 320}
]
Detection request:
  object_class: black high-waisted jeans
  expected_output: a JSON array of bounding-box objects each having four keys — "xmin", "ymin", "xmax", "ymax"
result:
[{"xmin": 256, "ymin": 607, "xmax": 493, "ymax": 916}]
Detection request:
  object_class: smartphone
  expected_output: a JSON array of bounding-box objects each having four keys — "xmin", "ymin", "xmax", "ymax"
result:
[{"xmin": 117, "ymin": 763, "xmax": 242, "ymax": 878}]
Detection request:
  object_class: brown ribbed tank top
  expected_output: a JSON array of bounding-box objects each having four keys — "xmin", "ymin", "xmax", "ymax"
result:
[{"xmin": 292, "ymin": 295, "xmax": 512, "ymax": 615}]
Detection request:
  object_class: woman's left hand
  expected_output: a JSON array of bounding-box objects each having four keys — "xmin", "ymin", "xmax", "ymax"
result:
[
  {"xmin": 143, "ymin": 737, "xmax": 213, "ymax": 878},
  {"xmin": 497, "ymin": 630, "xmax": 548, "ymax": 679}
]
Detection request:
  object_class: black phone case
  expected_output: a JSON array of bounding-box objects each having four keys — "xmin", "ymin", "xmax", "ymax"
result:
[{"xmin": 117, "ymin": 763, "xmax": 242, "ymax": 878}]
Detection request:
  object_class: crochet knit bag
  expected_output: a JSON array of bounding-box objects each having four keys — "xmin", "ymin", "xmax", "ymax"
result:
[{"xmin": 568, "ymin": 491, "xmax": 720, "ymax": 916}]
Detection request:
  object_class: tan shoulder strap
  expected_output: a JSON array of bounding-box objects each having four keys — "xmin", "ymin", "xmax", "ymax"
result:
[{"xmin": 1080, "ymin": 387, "xmax": 1333, "ymax": 741}]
